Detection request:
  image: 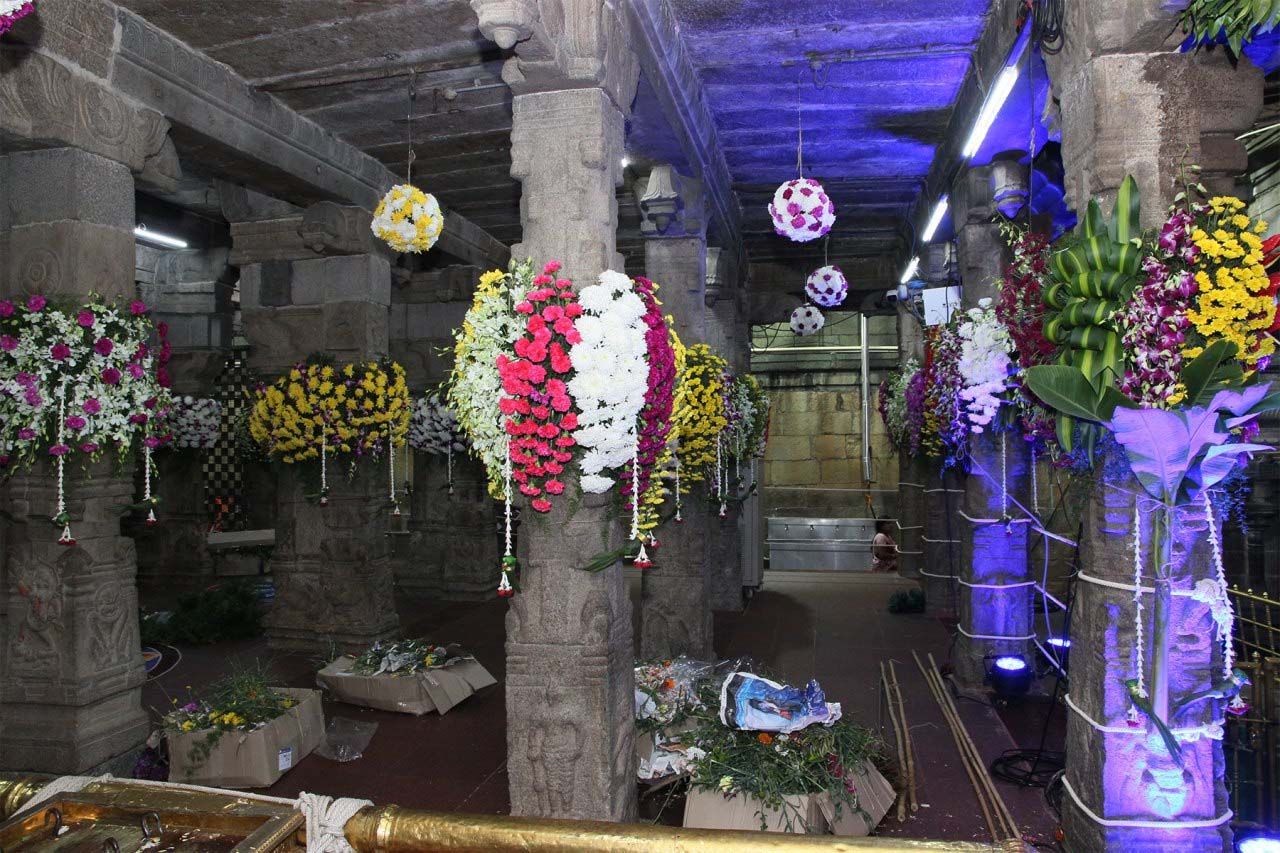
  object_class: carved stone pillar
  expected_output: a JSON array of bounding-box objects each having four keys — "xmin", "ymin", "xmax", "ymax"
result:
[
  {"xmin": 638, "ymin": 165, "xmax": 714, "ymax": 659},
  {"xmin": 228, "ymin": 198, "xmax": 400, "ymax": 651},
  {"xmin": 471, "ymin": 0, "xmax": 640, "ymax": 821},
  {"xmin": 951, "ymin": 166, "xmax": 1033, "ymax": 688},
  {"xmin": 705, "ymin": 247, "xmax": 746, "ymax": 612},
  {"xmin": 0, "ymin": 148, "xmax": 148, "ymax": 772},
  {"xmin": 1044, "ymin": 3, "xmax": 1263, "ymax": 847}
]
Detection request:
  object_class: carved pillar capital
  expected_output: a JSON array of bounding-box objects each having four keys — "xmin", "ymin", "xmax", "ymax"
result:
[
  {"xmin": 637, "ymin": 165, "xmax": 705, "ymax": 239},
  {"xmin": 471, "ymin": 0, "xmax": 639, "ymax": 114}
]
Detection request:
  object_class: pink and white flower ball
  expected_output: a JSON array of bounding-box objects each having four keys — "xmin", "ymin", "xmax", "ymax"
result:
[
  {"xmin": 769, "ymin": 178, "xmax": 836, "ymax": 243},
  {"xmin": 0, "ymin": 1, "xmax": 34, "ymax": 36},
  {"xmin": 790, "ymin": 304, "xmax": 825, "ymax": 337},
  {"xmin": 805, "ymin": 265, "xmax": 847, "ymax": 308}
]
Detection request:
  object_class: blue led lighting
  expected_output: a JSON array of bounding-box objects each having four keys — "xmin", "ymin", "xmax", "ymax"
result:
[
  {"xmin": 1239, "ymin": 836, "xmax": 1280, "ymax": 853},
  {"xmin": 1047, "ymin": 637, "xmax": 1072, "ymax": 648},
  {"xmin": 994, "ymin": 656, "xmax": 1027, "ymax": 672}
]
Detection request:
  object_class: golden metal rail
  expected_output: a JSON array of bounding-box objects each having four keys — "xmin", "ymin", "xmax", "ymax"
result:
[{"xmin": 0, "ymin": 774, "xmax": 1025, "ymax": 852}]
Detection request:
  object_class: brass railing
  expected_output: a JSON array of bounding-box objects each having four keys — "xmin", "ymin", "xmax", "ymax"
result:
[
  {"xmin": 0, "ymin": 774, "xmax": 1026, "ymax": 852},
  {"xmin": 1227, "ymin": 586, "xmax": 1280, "ymax": 830}
]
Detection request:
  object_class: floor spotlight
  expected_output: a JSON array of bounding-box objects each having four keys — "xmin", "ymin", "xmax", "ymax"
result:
[
  {"xmin": 986, "ymin": 654, "xmax": 1032, "ymax": 702},
  {"xmin": 1239, "ymin": 834, "xmax": 1280, "ymax": 853}
]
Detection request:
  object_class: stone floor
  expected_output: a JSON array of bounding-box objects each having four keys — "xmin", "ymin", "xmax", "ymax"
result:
[{"xmin": 139, "ymin": 570, "xmax": 1062, "ymax": 844}]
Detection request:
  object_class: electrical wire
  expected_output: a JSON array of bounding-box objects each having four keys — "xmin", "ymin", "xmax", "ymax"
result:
[{"xmin": 1027, "ymin": 0, "xmax": 1064, "ymax": 55}]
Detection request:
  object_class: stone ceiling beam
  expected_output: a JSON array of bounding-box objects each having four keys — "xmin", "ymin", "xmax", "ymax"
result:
[
  {"xmin": 625, "ymin": 0, "xmax": 744, "ymax": 269},
  {"xmin": 78, "ymin": 4, "xmax": 511, "ymax": 269}
]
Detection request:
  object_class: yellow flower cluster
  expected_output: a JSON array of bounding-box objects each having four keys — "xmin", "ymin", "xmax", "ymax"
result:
[
  {"xmin": 1186, "ymin": 198, "xmax": 1275, "ymax": 366},
  {"xmin": 371, "ymin": 184, "xmax": 444, "ymax": 254},
  {"xmin": 249, "ymin": 361, "xmax": 410, "ymax": 463},
  {"xmin": 673, "ymin": 343, "xmax": 727, "ymax": 483}
]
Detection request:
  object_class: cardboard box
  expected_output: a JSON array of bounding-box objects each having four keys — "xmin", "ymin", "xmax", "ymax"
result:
[
  {"xmin": 684, "ymin": 788, "xmax": 827, "ymax": 833},
  {"xmin": 682, "ymin": 761, "xmax": 895, "ymax": 836},
  {"xmin": 167, "ymin": 688, "xmax": 323, "ymax": 789},
  {"xmin": 316, "ymin": 655, "xmax": 496, "ymax": 716}
]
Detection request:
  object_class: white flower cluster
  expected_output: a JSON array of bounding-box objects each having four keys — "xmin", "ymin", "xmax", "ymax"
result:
[
  {"xmin": 789, "ymin": 304, "xmax": 824, "ymax": 336},
  {"xmin": 167, "ymin": 396, "xmax": 221, "ymax": 449},
  {"xmin": 957, "ymin": 297, "xmax": 1013, "ymax": 432},
  {"xmin": 805, "ymin": 265, "xmax": 848, "ymax": 308},
  {"xmin": 569, "ymin": 270, "xmax": 649, "ymax": 493},
  {"xmin": 370, "ymin": 184, "xmax": 443, "ymax": 254},
  {"xmin": 409, "ymin": 391, "xmax": 467, "ymax": 455}
]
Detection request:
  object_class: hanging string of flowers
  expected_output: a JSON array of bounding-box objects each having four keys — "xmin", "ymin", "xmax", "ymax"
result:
[
  {"xmin": 636, "ymin": 322, "xmax": 687, "ymax": 539},
  {"xmin": 247, "ymin": 359, "xmax": 409, "ymax": 504},
  {"xmin": 0, "ymin": 295, "xmax": 171, "ymax": 543},
  {"xmin": 498, "ymin": 261, "xmax": 582, "ymax": 514},
  {"xmin": 448, "ymin": 262, "xmax": 533, "ymax": 498},
  {"xmin": 672, "ymin": 344, "xmax": 728, "ymax": 487},
  {"xmin": 408, "ymin": 389, "xmax": 467, "ymax": 494},
  {"xmin": 995, "ymin": 226, "xmax": 1058, "ymax": 450},
  {"xmin": 920, "ymin": 323, "xmax": 968, "ymax": 468},
  {"xmin": 568, "ymin": 270, "xmax": 648, "ymax": 495},
  {"xmin": 618, "ymin": 277, "xmax": 678, "ymax": 551},
  {"xmin": 878, "ymin": 359, "xmax": 921, "ymax": 455},
  {"xmin": 956, "ymin": 297, "xmax": 1013, "ymax": 433}
]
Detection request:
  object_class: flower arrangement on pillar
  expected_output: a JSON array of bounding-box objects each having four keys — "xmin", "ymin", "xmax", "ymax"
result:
[
  {"xmin": 165, "ymin": 396, "xmax": 223, "ymax": 450},
  {"xmin": 919, "ymin": 322, "xmax": 969, "ymax": 469},
  {"xmin": 672, "ymin": 344, "xmax": 729, "ymax": 502},
  {"xmin": 0, "ymin": 1, "xmax": 34, "ymax": 36},
  {"xmin": 371, "ymin": 184, "xmax": 444, "ymax": 254},
  {"xmin": 879, "ymin": 359, "xmax": 921, "ymax": 455},
  {"xmin": 247, "ymin": 358, "xmax": 410, "ymax": 507},
  {"xmin": 408, "ymin": 389, "xmax": 467, "ymax": 495},
  {"xmin": 1025, "ymin": 176, "xmax": 1279, "ymax": 763},
  {"xmin": 0, "ymin": 295, "xmax": 172, "ymax": 543},
  {"xmin": 955, "ymin": 297, "xmax": 1013, "ymax": 434}
]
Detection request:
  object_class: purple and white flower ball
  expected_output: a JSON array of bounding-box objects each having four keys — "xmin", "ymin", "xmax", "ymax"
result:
[
  {"xmin": 790, "ymin": 304, "xmax": 825, "ymax": 337},
  {"xmin": 769, "ymin": 178, "xmax": 835, "ymax": 243},
  {"xmin": 805, "ymin": 265, "xmax": 848, "ymax": 308}
]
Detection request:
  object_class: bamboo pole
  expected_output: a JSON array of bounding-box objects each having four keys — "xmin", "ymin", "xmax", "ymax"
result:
[
  {"xmin": 880, "ymin": 661, "xmax": 909, "ymax": 822},
  {"xmin": 887, "ymin": 661, "xmax": 918, "ymax": 812},
  {"xmin": 912, "ymin": 651, "xmax": 999, "ymax": 842}
]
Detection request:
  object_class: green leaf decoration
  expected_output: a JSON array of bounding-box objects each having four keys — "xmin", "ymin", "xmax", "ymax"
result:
[
  {"xmin": 1180, "ymin": 339, "xmax": 1237, "ymax": 406},
  {"xmin": 1024, "ymin": 365, "xmax": 1108, "ymax": 423}
]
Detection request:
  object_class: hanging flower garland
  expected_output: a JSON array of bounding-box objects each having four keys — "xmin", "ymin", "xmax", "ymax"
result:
[
  {"xmin": 0, "ymin": 295, "xmax": 170, "ymax": 543},
  {"xmin": 769, "ymin": 178, "xmax": 835, "ymax": 243},
  {"xmin": 618, "ymin": 277, "xmax": 678, "ymax": 553},
  {"xmin": 498, "ymin": 261, "xmax": 581, "ymax": 514},
  {"xmin": 879, "ymin": 359, "xmax": 920, "ymax": 454},
  {"xmin": 636, "ymin": 322, "xmax": 686, "ymax": 538},
  {"xmin": 371, "ymin": 184, "xmax": 444, "ymax": 254},
  {"xmin": 995, "ymin": 226, "xmax": 1058, "ymax": 449},
  {"xmin": 448, "ymin": 262, "xmax": 533, "ymax": 498},
  {"xmin": 920, "ymin": 323, "xmax": 968, "ymax": 468},
  {"xmin": 248, "ymin": 359, "xmax": 409, "ymax": 505},
  {"xmin": 165, "ymin": 396, "xmax": 222, "ymax": 450},
  {"xmin": 790, "ymin": 304, "xmax": 824, "ymax": 336},
  {"xmin": 0, "ymin": 1, "xmax": 34, "ymax": 36},
  {"xmin": 408, "ymin": 389, "xmax": 467, "ymax": 494},
  {"xmin": 569, "ymin": 270, "xmax": 648, "ymax": 494},
  {"xmin": 956, "ymin": 297, "xmax": 1013, "ymax": 433},
  {"xmin": 805, "ymin": 265, "xmax": 848, "ymax": 308},
  {"xmin": 739, "ymin": 373, "xmax": 771, "ymax": 461},
  {"xmin": 672, "ymin": 344, "xmax": 728, "ymax": 489}
]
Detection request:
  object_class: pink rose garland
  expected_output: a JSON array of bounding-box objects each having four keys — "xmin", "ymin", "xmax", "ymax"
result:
[{"xmin": 497, "ymin": 261, "xmax": 582, "ymax": 513}]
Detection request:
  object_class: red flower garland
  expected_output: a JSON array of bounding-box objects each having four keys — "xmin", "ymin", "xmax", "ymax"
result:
[{"xmin": 497, "ymin": 261, "xmax": 583, "ymax": 513}]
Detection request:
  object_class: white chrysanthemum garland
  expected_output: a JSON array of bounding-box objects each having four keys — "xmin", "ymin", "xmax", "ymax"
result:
[
  {"xmin": 409, "ymin": 389, "xmax": 467, "ymax": 494},
  {"xmin": 956, "ymin": 297, "xmax": 1013, "ymax": 432},
  {"xmin": 371, "ymin": 184, "xmax": 444, "ymax": 254},
  {"xmin": 166, "ymin": 396, "xmax": 222, "ymax": 450},
  {"xmin": 569, "ymin": 270, "xmax": 650, "ymax": 495},
  {"xmin": 448, "ymin": 262, "xmax": 532, "ymax": 499}
]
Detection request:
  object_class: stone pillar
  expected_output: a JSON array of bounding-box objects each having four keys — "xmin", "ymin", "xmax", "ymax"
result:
[
  {"xmin": 921, "ymin": 466, "xmax": 963, "ymax": 619},
  {"xmin": 894, "ymin": 276, "xmax": 929, "ymax": 579},
  {"xmin": 637, "ymin": 165, "xmax": 714, "ymax": 659},
  {"xmin": 228, "ymin": 198, "xmax": 401, "ymax": 651},
  {"xmin": 131, "ymin": 246, "xmax": 236, "ymax": 593},
  {"xmin": 1043, "ymin": 3, "xmax": 1263, "ymax": 847},
  {"xmin": 705, "ymin": 246, "xmax": 746, "ymax": 612},
  {"xmin": 0, "ymin": 148, "xmax": 149, "ymax": 772},
  {"xmin": 388, "ymin": 266, "xmax": 500, "ymax": 599},
  {"xmin": 950, "ymin": 165, "xmax": 1033, "ymax": 687},
  {"xmin": 471, "ymin": 0, "xmax": 640, "ymax": 821}
]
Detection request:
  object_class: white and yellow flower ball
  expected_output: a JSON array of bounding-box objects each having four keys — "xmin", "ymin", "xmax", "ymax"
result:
[{"xmin": 371, "ymin": 184, "xmax": 443, "ymax": 254}]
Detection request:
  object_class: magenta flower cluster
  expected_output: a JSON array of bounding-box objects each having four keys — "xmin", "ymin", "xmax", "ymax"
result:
[{"xmin": 618, "ymin": 276, "xmax": 676, "ymax": 511}]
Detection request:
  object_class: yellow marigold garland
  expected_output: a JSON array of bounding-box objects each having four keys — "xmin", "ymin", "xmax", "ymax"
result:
[
  {"xmin": 249, "ymin": 360, "xmax": 409, "ymax": 463},
  {"xmin": 673, "ymin": 343, "xmax": 727, "ymax": 484}
]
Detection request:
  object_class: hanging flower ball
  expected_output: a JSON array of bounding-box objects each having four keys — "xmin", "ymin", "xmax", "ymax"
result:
[
  {"xmin": 790, "ymin": 305, "xmax": 825, "ymax": 336},
  {"xmin": 371, "ymin": 184, "xmax": 443, "ymax": 254},
  {"xmin": 0, "ymin": 1, "xmax": 34, "ymax": 36},
  {"xmin": 805, "ymin": 265, "xmax": 848, "ymax": 308},
  {"xmin": 768, "ymin": 178, "xmax": 835, "ymax": 243}
]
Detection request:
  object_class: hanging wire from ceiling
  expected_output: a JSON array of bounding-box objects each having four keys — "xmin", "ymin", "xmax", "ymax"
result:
[
  {"xmin": 1026, "ymin": 0, "xmax": 1064, "ymax": 55},
  {"xmin": 405, "ymin": 70, "xmax": 417, "ymax": 184},
  {"xmin": 794, "ymin": 69, "xmax": 806, "ymax": 178}
]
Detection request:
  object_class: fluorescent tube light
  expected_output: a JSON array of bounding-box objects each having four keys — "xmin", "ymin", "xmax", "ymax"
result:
[
  {"xmin": 962, "ymin": 65, "xmax": 1019, "ymax": 159},
  {"xmin": 134, "ymin": 225, "xmax": 188, "ymax": 249},
  {"xmin": 899, "ymin": 256, "xmax": 920, "ymax": 285},
  {"xmin": 921, "ymin": 196, "xmax": 949, "ymax": 242}
]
